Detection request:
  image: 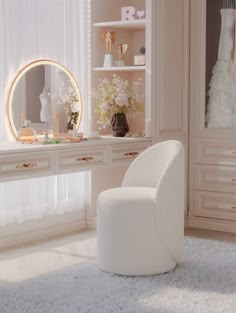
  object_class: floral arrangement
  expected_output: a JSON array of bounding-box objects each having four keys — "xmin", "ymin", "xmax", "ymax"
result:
[
  {"xmin": 94, "ymin": 75, "xmax": 144, "ymax": 129},
  {"xmin": 53, "ymin": 81, "xmax": 80, "ymax": 129}
]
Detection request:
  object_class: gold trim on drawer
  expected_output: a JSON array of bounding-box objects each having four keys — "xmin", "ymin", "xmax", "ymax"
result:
[
  {"xmin": 16, "ymin": 163, "xmax": 38, "ymax": 169},
  {"xmin": 123, "ymin": 152, "xmax": 139, "ymax": 158},
  {"xmin": 76, "ymin": 157, "xmax": 94, "ymax": 162}
]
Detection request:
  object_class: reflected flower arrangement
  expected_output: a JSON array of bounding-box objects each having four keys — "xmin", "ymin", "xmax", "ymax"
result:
[{"xmin": 53, "ymin": 81, "xmax": 80, "ymax": 130}]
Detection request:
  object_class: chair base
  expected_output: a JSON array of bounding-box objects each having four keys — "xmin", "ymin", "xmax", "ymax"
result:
[{"xmin": 97, "ymin": 261, "xmax": 177, "ymax": 277}]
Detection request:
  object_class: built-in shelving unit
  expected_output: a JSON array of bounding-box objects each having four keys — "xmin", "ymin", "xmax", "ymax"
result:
[{"xmin": 90, "ymin": 0, "xmax": 151, "ymax": 137}]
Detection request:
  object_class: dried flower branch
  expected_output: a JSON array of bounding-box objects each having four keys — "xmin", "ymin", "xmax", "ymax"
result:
[{"xmin": 52, "ymin": 80, "xmax": 80, "ymax": 128}]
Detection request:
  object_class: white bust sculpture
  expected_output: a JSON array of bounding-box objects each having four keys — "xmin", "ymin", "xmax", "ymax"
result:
[{"xmin": 39, "ymin": 87, "xmax": 52, "ymax": 123}]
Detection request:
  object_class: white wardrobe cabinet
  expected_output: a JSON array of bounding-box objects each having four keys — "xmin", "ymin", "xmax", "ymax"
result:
[{"xmin": 188, "ymin": 0, "xmax": 236, "ymax": 233}]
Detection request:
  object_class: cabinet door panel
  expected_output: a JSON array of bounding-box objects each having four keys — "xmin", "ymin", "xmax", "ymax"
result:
[
  {"xmin": 154, "ymin": 0, "xmax": 188, "ymax": 139},
  {"xmin": 195, "ymin": 164, "xmax": 236, "ymax": 193},
  {"xmin": 196, "ymin": 139, "xmax": 236, "ymax": 166},
  {"xmin": 112, "ymin": 142, "xmax": 151, "ymax": 164},
  {"xmin": 194, "ymin": 190, "xmax": 236, "ymax": 221},
  {"xmin": 58, "ymin": 148, "xmax": 105, "ymax": 172},
  {"xmin": 160, "ymin": 0, "xmax": 184, "ymax": 132},
  {"xmin": 0, "ymin": 152, "xmax": 54, "ymax": 181},
  {"xmin": 190, "ymin": 0, "xmax": 236, "ymax": 138}
]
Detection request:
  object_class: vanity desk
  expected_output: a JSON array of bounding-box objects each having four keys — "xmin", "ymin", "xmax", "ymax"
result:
[
  {"xmin": 4, "ymin": 58, "xmax": 151, "ymax": 183},
  {"xmin": 0, "ymin": 137, "xmax": 151, "ymax": 183},
  {"xmin": 0, "ymin": 136, "xmax": 151, "ymax": 248},
  {"xmin": 0, "ymin": 58, "xmax": 153, "ymax": 247}
]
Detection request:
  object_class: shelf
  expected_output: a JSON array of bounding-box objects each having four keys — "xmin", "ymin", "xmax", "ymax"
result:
[
  {"xmin": 93, "ymin": 66, "xmax": 145, "ymax": 72},
  {"xmin": 93, "ymin": 19, "xmax": 146, "ymax": 31}
]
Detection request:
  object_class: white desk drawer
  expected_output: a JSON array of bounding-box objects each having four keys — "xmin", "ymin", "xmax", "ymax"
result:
[
  {"xmin": 112, "ymin": 143, "xmax": 150, "ymax": 163},
  {"xmin": 195, "ymin": 164, "xmax": 236, "ymax": 193},
  {"xmin": 0, "ymin": 153, "xmax": 54, "ymax": 177},
  {"xmin": 196, "ymin": 140, "xmax": 236, "ymax": 166},
  {"xmin": 194, "ymin": 190, "xmax": 236, "ymax": 221},
  {"xmin": 58, "ymin": 149, "xmax": 105, "ymax": 170}
]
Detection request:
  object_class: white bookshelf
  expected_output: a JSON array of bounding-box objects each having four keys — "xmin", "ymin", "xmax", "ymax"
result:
[{"xmin": 90, "ymin": 0, "xmax": 151, "ymax": 136}]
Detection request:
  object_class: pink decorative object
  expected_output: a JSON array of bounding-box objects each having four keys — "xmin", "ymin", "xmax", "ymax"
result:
[
  {"xmin": 134, "ymin": 55, "xmax": 145, "ymax": 66},
  {"xmin": 136, "ymin": 10, "xmax": 145, "ymax": 19},
  {"xmin": 121, "ymin": 6, "xmax": 136, "ymax": 21}
]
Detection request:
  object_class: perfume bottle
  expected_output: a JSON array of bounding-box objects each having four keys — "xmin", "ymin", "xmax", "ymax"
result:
[
  {"xmin": 18, "ymin": 120, "xmax": 37, "ymax": 144},
  {"xmin": 72, "ymin": 124, "xmax": 77, "ymax": 139},
  {"xmin": 53, "ymin": 113, "xmax": 59, "ymax": 134}
]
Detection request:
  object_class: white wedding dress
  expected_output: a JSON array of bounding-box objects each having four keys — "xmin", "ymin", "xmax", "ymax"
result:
[
  {"xmin": 39, "ymin": 88, "xmax": 52, "ymax": 123},
  {"xmin": 206, "ymin": 9, "xmax": 236, "ymax": 128}
]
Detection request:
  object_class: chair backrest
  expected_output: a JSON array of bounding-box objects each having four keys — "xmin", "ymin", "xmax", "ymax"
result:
[{"xmin": 122, "ymin": 140, "xmax": 184, "ymax": 188}]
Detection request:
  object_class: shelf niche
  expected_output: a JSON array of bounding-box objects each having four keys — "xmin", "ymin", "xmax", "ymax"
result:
[{"xmin": 90, "ymin": 0, "xmax": 148, "ymax": 137}]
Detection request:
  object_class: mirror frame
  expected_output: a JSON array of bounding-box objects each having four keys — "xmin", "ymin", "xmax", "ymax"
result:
[{"xmin": 7, "ymin": 59, "xmax": 82, "ymax": 140}]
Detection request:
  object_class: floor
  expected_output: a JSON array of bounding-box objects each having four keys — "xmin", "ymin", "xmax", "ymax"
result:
[
  {"xmin": 0, "ymin": 231, "xmax": 97, "ymax": 283},
  {"xmin": 0, "ymin": 228, "xmax": 235, "ymax": 283}
]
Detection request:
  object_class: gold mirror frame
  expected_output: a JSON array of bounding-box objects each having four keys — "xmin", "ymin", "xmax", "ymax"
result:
[{"xmin": 7, "ymin": 59, "xmax": 82, "ymax": 140}]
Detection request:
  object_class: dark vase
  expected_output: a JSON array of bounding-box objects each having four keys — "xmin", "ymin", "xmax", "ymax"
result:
[{"xmin": 111, "ymin": 112, "xmax": 129, "ymax": 137}]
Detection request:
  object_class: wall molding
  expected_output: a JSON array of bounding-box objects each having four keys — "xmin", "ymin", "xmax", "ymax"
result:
[
  {"xmin": 185, "ymin": 216, "xmax": 236, "ymax": 234},
  {"xmin": 0, "ymin": 219, "xmax": 87, "ymax": 250},
  {"xmin": 89, "ymin": 216, "xmax": 236, "ymax": 235},
  {"xmin": 2, "ymin": 215, "xmax": 235, "ymax": 250}
]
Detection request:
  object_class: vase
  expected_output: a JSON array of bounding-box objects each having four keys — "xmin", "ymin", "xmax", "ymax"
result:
[{"xmin": 111, "ymin": 112, "xmax": 129, "ymax": 137}]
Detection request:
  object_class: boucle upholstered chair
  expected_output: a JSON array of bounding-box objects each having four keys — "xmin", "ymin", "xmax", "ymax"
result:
[{"xmin": 97, "ymin": 140, "xmax": 184, "ymax": 276}]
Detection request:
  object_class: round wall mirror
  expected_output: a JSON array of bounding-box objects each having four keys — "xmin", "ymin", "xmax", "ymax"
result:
[{"xmin": 8, "ymin": 60, "xmax": 82, "ymax": 140}]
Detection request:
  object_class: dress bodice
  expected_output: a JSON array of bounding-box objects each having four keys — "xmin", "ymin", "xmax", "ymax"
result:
[
  {"xmin": 218, "ymin": 9, "xmax": 235, "ymax": 61},
  {"xmin": 39, "ymin": 91, "xmax": 52, "ymax": 122}
]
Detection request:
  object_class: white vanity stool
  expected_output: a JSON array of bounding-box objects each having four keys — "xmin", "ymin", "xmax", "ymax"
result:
[{"xmin": 97, "ymin": 140, "xmax": 185, "ymax": 276}]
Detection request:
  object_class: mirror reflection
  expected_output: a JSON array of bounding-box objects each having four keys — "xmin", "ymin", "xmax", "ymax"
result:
[{"xmin": 9, "ymin": 60, "xmax": 82, "ymax": 141}]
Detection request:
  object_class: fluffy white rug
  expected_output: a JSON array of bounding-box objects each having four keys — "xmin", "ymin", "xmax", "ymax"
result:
[{"xmin": 0, "ymin": 237, "xmax": 235, "ymax": 313}]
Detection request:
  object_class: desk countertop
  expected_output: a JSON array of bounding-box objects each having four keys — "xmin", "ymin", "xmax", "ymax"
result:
[{"xmin": 0, "ymin": 136, "xmax": 152, "ymax": 154}]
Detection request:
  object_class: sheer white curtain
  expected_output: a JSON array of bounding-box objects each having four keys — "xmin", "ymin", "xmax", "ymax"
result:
[{"xmin": 0, "ymin": 0, "xmax": 90, "ymax": 226}]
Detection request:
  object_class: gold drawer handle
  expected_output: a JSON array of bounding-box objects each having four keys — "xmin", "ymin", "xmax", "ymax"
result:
[
  {"xmin": 232, "ymin": 152, "xmax": 236, "ymax": 155},
  {"xmin": 16, "ymin": 163, "xmax": 38, "ymax": 169},
  {"xmin": 123, "ymin": 152, "xmax": 139, "ymax": 157},
  {"xmin": 77, "ymin": 157, "xmax": 94, "ymax": 162},
  {"xmin": 232, "ymin": 207, "xmax": 236, "ymax": 209},
  {"xmin": 232, "ymin": 179, "xmax": 236, "ymax": 182}
]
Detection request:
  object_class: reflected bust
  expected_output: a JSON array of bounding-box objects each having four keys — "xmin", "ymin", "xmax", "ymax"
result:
[{"xmin": 8, "ymin": 60, "xmax": 82, "ymax": 140}]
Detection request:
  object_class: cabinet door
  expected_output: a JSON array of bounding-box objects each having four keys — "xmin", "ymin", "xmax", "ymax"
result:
[
  {"xmin": 152, "ymin": 0, "xmax": 189, "ymax": 143},
  {"xmin": 151, "ymin": 0, "xmax": 189, "ymax": 213},
  {"xmin": 190, "ymin": 0, "xmax": 236, "ymax": 139}
]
